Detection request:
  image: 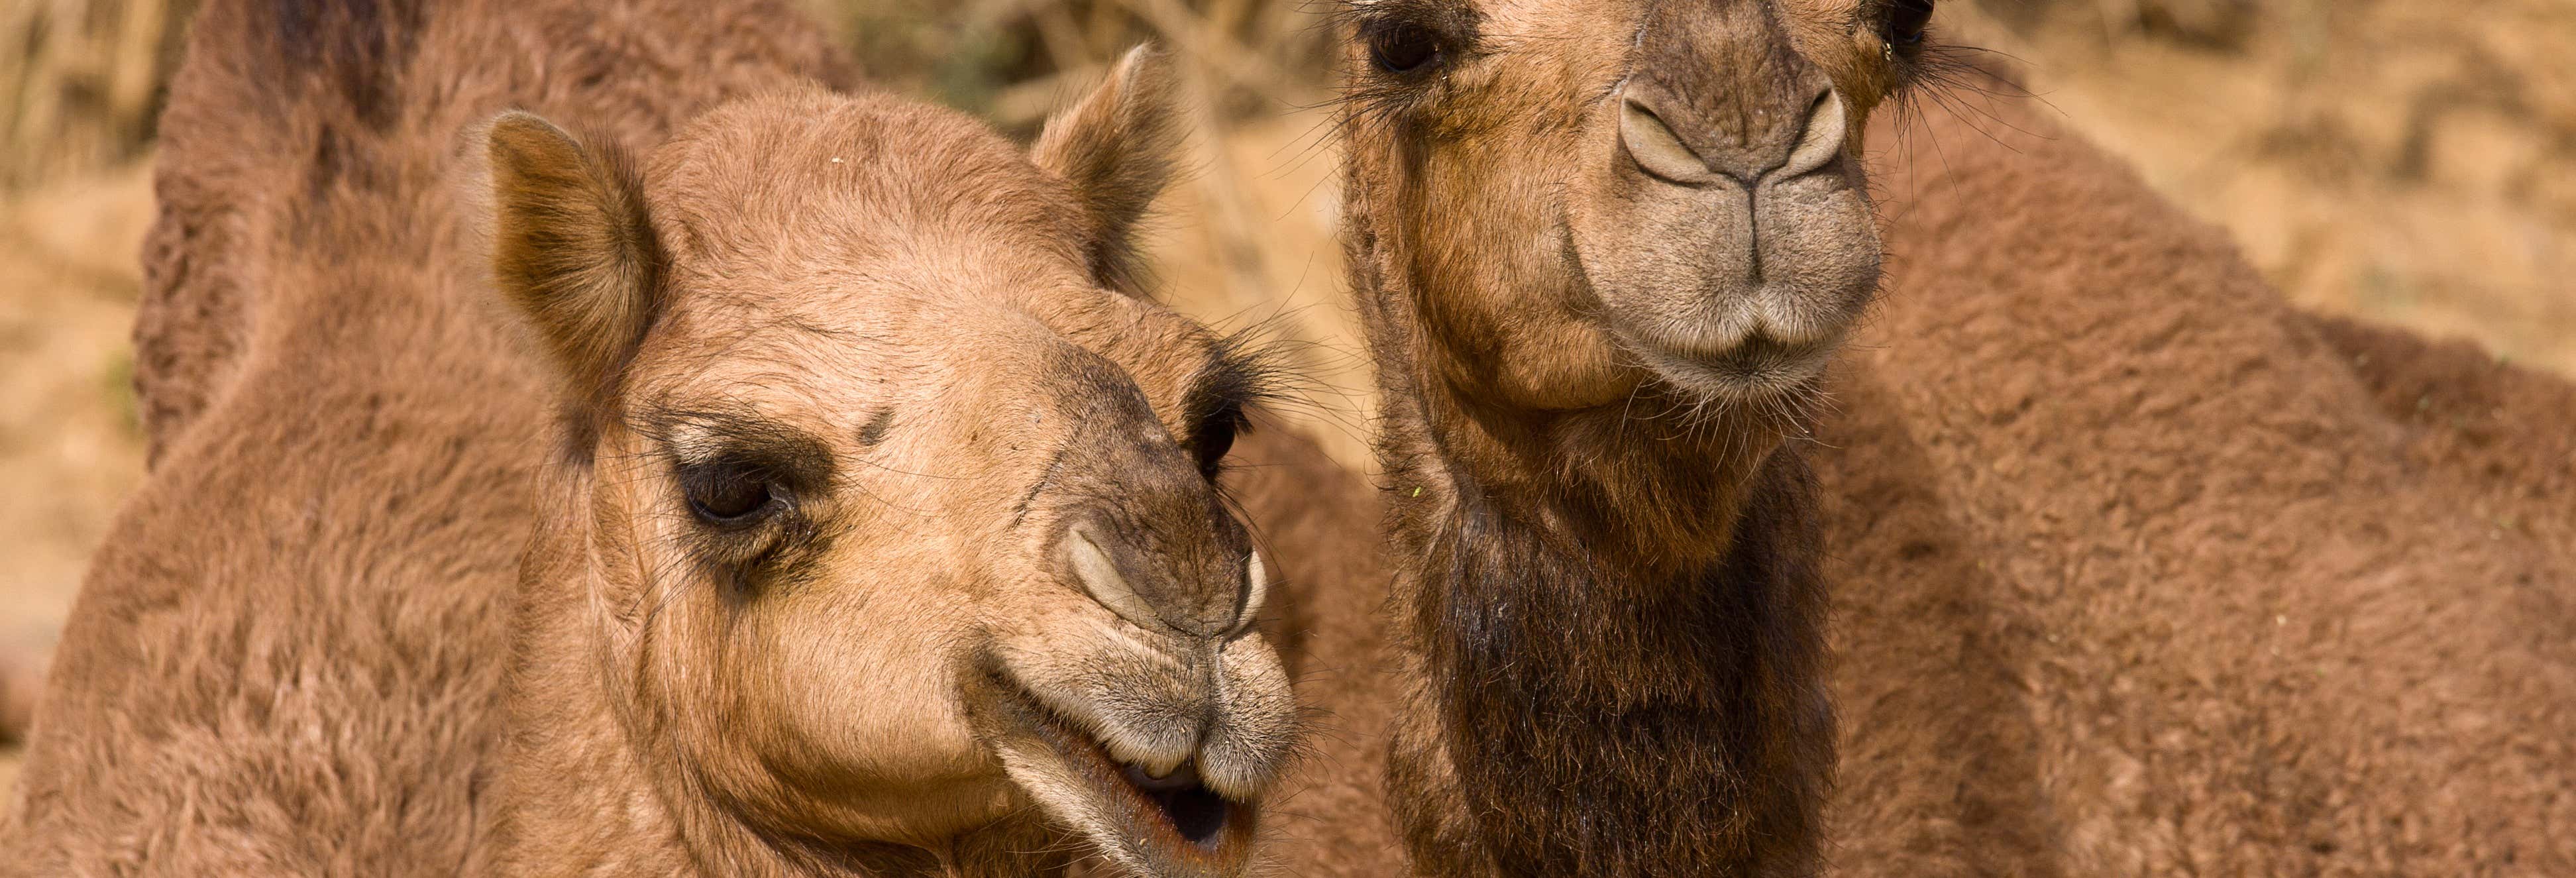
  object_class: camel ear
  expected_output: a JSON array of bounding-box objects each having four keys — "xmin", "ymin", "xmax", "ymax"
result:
[
  {"xmin": 1031, "ymin": 46, "xmax": 1185, "ymax": 290},
  {"xmin": 481, "ymin": 111, "xmax": 663, "ymax": 405}
]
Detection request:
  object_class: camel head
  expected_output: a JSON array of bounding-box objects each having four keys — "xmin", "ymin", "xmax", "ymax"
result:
[
  {"xmin": 1340, "ymin": 0, "xmax": 1942, "ymax": 410},
  {"xmin": 480, "ymin": 50, "xmax": 1293, "ymax": 877}
]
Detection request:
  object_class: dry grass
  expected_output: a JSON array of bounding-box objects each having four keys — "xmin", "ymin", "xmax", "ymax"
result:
[
  {"xmin": 793, "ymin": 0, "xmax": 1332, "ymax": 127},
  {"xmin": 1959, "ymin": 0, "xmax": 2576, "ymax": 377},
  {"xmin": 1, "ymin": 0, "xmax": 194, "ymax": 192},
  {"xmin": 1, "ymin": 0, "xmax": 2571, "ymax": 791}
]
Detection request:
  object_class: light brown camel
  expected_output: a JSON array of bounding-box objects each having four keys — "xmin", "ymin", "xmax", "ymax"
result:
[{"xmin": 4, "ymin": 1, "xmax": 1303, "ymax": 875}]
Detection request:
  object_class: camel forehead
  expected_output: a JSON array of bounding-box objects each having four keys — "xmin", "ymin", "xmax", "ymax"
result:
[
  {"xmin": 643, "ymin": 88, "xmax": 1088, "ymax": 282},
  {"xmin": 630, "ymin": 286, "xmax": 1218, "ymax": 447},
  {"xmin": 643, "ymin": 290, "xmax": 1060, "ymax": 397},
  {"xmin": 629, "ymin": 316, "xmax": 1055, "ymax": 453},
  {"xmin": 631, "ymin": 86, "xmax": 1119, "ymax": 376},
  {"xmin": 654, "ymin": 87, "xmax": 1032, "ymax": 195},
  {"xmin": 1391, "ymin": 0, "xmax": 1869, "ymax": 32},
  {"xmin": 637, "ymin": 236, "xmax": 1173, "ymax": 397},
  {"xmin": 1369, "ymin": 0, "xmax": 1879, "ymax": 95}
]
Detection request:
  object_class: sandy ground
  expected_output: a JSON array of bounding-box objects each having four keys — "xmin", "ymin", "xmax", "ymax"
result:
[
  {"xmin": 2, "ymin": 1, "xmax": 2570, "ymax": 798},
  {"xmin": 1974, "ymin": 0, "xmax": 2576, "ymax": 376}
]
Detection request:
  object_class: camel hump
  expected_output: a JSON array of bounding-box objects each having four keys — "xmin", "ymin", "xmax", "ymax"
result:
[
  {"xmin": 262, "ymin": 0, "xmax": 423, "ymax": 124},
  {"xmin": 132, "ymin": 0, "xmax": 439, "ymax": 458},
  {"xmin": 182, "ymin": 0, "xmax": 425, "ymax": 133},
  {"xmin": 136, "ymin": 0, "xmax": 849, "ymax": 456}
]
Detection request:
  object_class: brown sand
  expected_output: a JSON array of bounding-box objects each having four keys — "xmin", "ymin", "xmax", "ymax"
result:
[{"xmin": 0, "ymin": 166, "xmax": 153, "ymax": 789}]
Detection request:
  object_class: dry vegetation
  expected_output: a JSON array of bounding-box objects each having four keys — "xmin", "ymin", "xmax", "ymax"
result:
[
  {"xmin": 1974, "ymin": 0, "xmax": 2576, "ymax": 378},
  {"xmin": 1, "ymin": 0, "xmax": 2569, "ymax": 795}
]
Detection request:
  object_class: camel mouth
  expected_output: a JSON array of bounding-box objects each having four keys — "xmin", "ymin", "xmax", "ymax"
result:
[
  {"xmin": 978, "ymin": 673, "xmax": 1258, "ymax": 876},
  {"xmin": 1118, "ymin": 760, "xmax": 1234, "ymax": 846},
  {"xmin": 1570, "ymin": 241, "xmax": 1854, "ymax": 406},
  {"xmin": 1623, "ymin": 330, "xmax": 1836, "ymax": 403}
]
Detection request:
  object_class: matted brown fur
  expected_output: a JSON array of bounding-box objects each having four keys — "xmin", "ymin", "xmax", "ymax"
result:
[
  {"xmin": 1324, "ymin": 1, "xmax": 1947, "ymax": 875},
  {"xmin": 1817, "ymin": 84, "xmax": 2576, "ymax": 875},
  {"xmin": 2, "ymin": 0, "xmax": 847, "ymax": 871},
  {"xmin": 1239, "ymin": 11, "xmax": 2576, "ymax": 877},
  {"xmin": 1242, "ymin": 85, "xmax": 2576, "ymax": 878},
  {"xmin": 125, "ymin": 0, "xmax": 856, "ymax": 465},
  {"xmin": 5, "ymin": 0, "xmax": 1306, "ymax": 875}
]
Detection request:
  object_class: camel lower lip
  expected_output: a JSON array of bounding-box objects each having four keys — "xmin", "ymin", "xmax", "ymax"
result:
[
  {"xmin": 1119, "ymin": 761, "xmax": 1233, "ymax": 845},
  {"xmin": 988, "ymin": 675, "xmax": 1253, "ymax": 869},
  {"xmin": 1626, "ymin": 334, "xmax": 1833, "ymax": 400}
]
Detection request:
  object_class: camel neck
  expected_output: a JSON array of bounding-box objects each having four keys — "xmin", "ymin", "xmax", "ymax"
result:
[{"xmin": 1363, "ymin": 252, "xmax": 1835, "ymax": 876}]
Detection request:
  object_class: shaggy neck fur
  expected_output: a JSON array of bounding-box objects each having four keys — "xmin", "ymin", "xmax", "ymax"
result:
[{"xmin": 1354, "ymin": 208, "xmax": 1835, "ymax": 876}]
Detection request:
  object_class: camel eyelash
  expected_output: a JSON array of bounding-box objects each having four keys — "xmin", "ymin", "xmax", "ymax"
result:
[
  {"xmin": 1877, "ymin": 36, "xmax": 2018, "ymax": 137},
  {"xmin": 1336, "ymin": 1, "xmax": 1479, "ymax": 80},
  {"xmin": 671, "ymin": 461, "xmax": 831, "ymax": 600},
  {"xmin": 636, "ymin": 410, "xmax": 841, "ymax": 583},
  {"xmin": 1183, "ymin": 358, "xmax": 1267, "ymax": 474},
  {"xmin": 1331, "ymin": 0, "xmax": 1451, "ymax": 32},
  {"xmin": 674, "ymin": 455, "xmax": 793, "ymax": 528},
  {"xmin": 1179, "ymin": 326, "xmax": 1309, "ymax": 479},
  {"xmin": 1881, "ymin": 0, "xmax": 1936, "ymax": 50},
  {"xmin": 645, "ymin": 410, "xmax": 837, "ymax": 490}
]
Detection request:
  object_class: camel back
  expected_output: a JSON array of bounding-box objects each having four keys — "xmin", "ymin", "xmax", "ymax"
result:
[{"xmin": 1820, "ymin": 82, "xmax": 2576, "ymax": 875}]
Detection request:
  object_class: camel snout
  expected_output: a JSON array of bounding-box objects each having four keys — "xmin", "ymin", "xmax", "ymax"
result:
[
  {"xmin": 1059, "ymin": 520, "xmax": 1260, "ymax": 639},
  {"xmin": 1571, "ymin": 58, "xmax": 1878, "ymax": 403},
  {"xmin": 1617, "ymin": 82, "xmax": 1845, "ymax": 190}
]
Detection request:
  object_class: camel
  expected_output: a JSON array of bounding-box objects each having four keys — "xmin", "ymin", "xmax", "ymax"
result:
[
  {"xmin": 1242, "ymin": 2, "xmax": 2576, "ymax": 875},
  {"xmin": 1816, "ymin": 83, "xmax": 2576, "ymax": 875},
  {"xmin": 7, "ymin": 1, "xmax": 2563, "ymax": 875},
  {"xmin": 1311, "ymin": 1, "xmax": 1951, "ymax": 874},
  {"xmin": 5, "ymin": 1, "xmax": 1304, "ymax": 875}
]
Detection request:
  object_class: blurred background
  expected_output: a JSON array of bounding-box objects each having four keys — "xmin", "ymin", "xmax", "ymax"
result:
[{"xmin": 2, "ymin": 0, "xmax": 2571, "ymax": 785}]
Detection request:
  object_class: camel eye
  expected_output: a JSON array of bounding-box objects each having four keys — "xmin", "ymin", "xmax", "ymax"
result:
[
  {"xmin": 1886, "ymin": 0, "xmax": 1935, "ymax": 46},
  {"xmin": 1366, "ymin": 23, "xmax": 1442, "ymax": 74},
  {"xmin": 1193, "ymin": 402, "xmax": 1244, "ymax": 480},
  {"xmin": 685, "ymin": 462, "xmax": 777, "ymax": 525}
]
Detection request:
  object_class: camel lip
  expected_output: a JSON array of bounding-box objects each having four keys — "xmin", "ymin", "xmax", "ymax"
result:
[
  {"xmin": 1123, "ymin": 759, "xmax": 1205, "ymax": 793},
  {"xmin": 1621, "ymin": 329, "xmax": 1836, "ymax": 404},
  {"xmin": 1116, "ymin": 760, "xmax": 1236, "ymax": 849},
  {"xmin": 981, "ymin": 673, "xmax": 1257, "ymax": 875}
]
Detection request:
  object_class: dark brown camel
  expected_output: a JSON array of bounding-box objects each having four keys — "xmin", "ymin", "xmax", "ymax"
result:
[{"xmin": 5, "ymin": 1, "xmax": 1307, "ymax": 875}]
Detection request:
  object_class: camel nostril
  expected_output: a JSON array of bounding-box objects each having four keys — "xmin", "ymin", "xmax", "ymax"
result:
[
  {"xmin": 1619, "ymin": 95, "xmax": 1717, "ymax": 184},
  {"xmin": 1779, "ymin": 89, "xmax": 1849, "ymax": 180},
  {"xmin": 1617, "ymin": 83, "xmax": 1846, "ymax": 187},
  {"xmin": 1229, "ymin": 551, "xmax": 1269, "ymax": 637},
  {"xmin": 1061, "ymin": 520, "xmax": 1250, "ymax": 638},
  {"xmin": 1064, "ymin": 523, "xmax": 1164, "ymax": 633}
]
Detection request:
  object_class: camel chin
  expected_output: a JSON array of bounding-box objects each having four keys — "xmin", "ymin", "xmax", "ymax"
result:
[
  {"xmin": 967, "ymin": 639, "xmax": 1290, "ymax": 878},
  {"xmin": 1621, "ymin": 329, "xmax": 1843, "ymax": 407}
]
